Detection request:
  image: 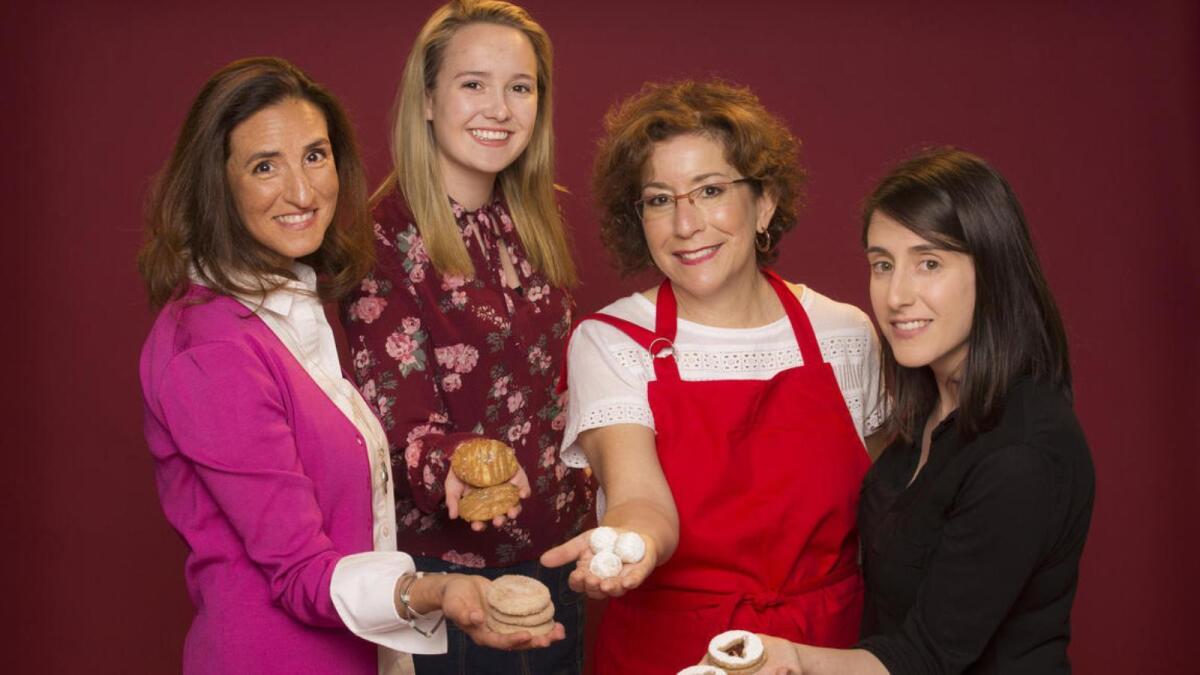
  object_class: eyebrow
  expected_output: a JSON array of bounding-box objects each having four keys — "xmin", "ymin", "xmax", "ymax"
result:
[
  {"xmin": 242, "ymin": 138, "xmax": 330, "ymax": 168},
  {"xmin": 452, "ymin": 70, "xmax": 535, "ymax": 80},
  {"xmin": 865, "ymin": 243, "xmax": 945, "ymax": 255},
  {"xmin": 642, "ymin": 172, "xmax": 733, "ymax": 191}
]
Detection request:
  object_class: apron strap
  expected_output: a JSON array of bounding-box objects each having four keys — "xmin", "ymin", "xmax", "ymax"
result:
[
  {"xmin": 654, "ymin": 277, "xmax": 678, "ymax": 341},
  {"xmin": 762, "ymin": 268, "xmax": 824, "ymax": 367},
  {"xmin": 651, "ymin": 280, "xmax": 683, "ymax": 382},
  {"xmin": 558, "ymin": 312, "xmax": 682, "ymax": 394}
]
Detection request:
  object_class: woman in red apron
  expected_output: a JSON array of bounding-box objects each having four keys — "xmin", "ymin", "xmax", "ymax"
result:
[{"xmin": 542, "ymin": 80, "xmax": 885, "ymax": 673}]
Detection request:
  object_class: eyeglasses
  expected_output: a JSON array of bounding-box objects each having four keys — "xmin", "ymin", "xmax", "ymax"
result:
[{"xmin": 633, "ymin": 178, "xmax": 755, "ymax": 223}]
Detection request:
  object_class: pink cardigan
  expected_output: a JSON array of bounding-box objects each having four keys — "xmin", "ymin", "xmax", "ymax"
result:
[{"xmin": 140, "ymin": 285, "xmax": 377, "ymax": 674}]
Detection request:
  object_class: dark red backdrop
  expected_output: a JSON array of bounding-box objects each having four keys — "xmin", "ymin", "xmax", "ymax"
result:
[{"xmin": 5, "ymin": 0, "xmax": 1196, "ymax": 672}]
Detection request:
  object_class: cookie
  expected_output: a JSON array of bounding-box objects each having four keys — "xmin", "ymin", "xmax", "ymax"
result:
[
  {"xmin": 589, "ymin": 526, "xmax": 619, "ymax": 554},
  {"xmin": 589, "ymin": 550, "xmax": 622, "ymax": 579},
  {"xmin": 484, "ymin": 575, "xmax": 555, "ymax": 636},
  {"xmin": 451, "ymin": 438, "xmax": 520, "ymax": 488},
  {"xmin": 485, "ymin": 614, "xmax": 555, "ymax": 636},
  {"xmin": 457, "ymin": 483, "xmax": 520, "ymax": 522},
  {"xmin": 706, "ymin": 630, "xmax": 765, "ymax": 674},
  {"xmin": 485, "ymin": 575, "xmax": 552, "ymax": 617},
  {"xmin": 677, "ymin": 667, "xmax": 728, "ymax": 675},
  {"xmin": 490, "ymin": 602, "xmax": 555, "ymax": 627},
  {"xmin": 614, "ymin": 531, "xmax": 646, "ymax": 563}
]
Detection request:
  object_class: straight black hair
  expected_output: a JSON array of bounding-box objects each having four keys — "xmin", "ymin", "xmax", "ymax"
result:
[{"xmin": 863, "ymin": 147, "xmax": 1072, "ymax": 442}]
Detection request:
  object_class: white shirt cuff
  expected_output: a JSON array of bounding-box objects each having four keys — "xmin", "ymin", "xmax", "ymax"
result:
[{"xmin": 330, "ymin": 551, "xmax": 448, "ymax": 654}]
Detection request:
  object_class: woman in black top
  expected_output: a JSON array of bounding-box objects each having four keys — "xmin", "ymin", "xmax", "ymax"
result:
[{"xmin": 756, "ymin": 147, "xmax": 1094, "ymax": 674}]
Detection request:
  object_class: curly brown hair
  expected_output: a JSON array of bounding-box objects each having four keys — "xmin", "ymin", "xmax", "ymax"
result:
[
  {"xmin": 138, "ymin": 57, "xmax": 374, "ymax": 308},
  {"xmin": 592, "ymin": 79, "xmax": 805, "ymax": 275}
]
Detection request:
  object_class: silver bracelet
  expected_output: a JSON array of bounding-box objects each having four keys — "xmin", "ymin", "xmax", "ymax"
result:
[{"xmin": 398, "ymin": 571, "xmax": 447, "ymax": 639}]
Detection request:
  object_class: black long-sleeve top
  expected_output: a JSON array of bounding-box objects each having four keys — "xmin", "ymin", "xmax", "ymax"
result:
[{"xmin": 857, "ymin": 378, "xmax": 1095, "ymax": 674}]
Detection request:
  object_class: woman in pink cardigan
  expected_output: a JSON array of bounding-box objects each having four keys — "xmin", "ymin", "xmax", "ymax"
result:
[{"xmin": 137, "ymin": 57, "xmax": 562, "ymax": 674}]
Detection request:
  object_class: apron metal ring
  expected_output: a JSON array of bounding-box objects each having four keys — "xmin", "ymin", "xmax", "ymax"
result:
[{"xmin": 648, "ymin": 337, "xmax": 675, "ymax": 360}]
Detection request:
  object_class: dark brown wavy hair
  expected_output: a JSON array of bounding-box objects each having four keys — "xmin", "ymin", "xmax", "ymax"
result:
[
  {"xmin": 864, "ymin": 147, "xmax": 1072, "ymax": 442},
  {"xmin": 138, "ymin": 57, "xmax": 374, "ymax": 308},
  {"xmin": 592, "ymin": 79, "xmax": 804, "ymax": 275}
]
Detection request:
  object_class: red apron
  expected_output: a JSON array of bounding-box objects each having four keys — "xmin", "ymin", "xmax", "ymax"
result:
[{"xmin": 577, "ymin": 271, "xmax": 869, "ymax": 674}]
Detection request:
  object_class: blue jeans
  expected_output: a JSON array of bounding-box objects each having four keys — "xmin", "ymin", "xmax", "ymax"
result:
[{"xmin": 411, "ymin": 556, "xmax": 585, "ymax": 675}]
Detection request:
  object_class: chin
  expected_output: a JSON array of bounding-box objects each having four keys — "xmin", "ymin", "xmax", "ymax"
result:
[
  {"xmin": 473, "ymin": 156, "xmax": 519, "ymax": 175},
  {"xmin": 887, "ymin": 346, "xmax": 931, "ymax": 370},
  {"xmin": 283, "ymin": 238, "xmax": 326, "ymax": 261}
]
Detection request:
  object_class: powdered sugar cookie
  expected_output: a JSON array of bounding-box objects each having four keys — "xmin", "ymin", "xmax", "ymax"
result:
[
  {"xmin": 589, "ymin": 550, "xmax": 622, "ymax": 579},
  {"xmin": 614, "ymin": 531, "xmax": 645, "ymax": 563},
  {"xmin": 706, "ymin": 630, "xmax": 765, "ymax": 674},
  {"xmin": 589, "ymin": 526, "xmax": 619, "ymax": 554}
]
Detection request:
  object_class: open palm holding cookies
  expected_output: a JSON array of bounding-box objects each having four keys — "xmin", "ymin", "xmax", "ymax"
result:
[
  {"xmin": 540, "ymin": 525, "xmax": 657, "ymax": 599},
  {"xmin": 445, "ymin": 439, "xmax": 530, "ymax": 531}
]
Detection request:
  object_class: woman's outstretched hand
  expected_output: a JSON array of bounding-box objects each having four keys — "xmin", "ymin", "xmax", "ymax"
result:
[
  {"xmin": 539, "ymin": 528, "xmax": 657, "ymax": 599},
  {"xmin": 755, "ymin": 633, "xmax": 803, "ymax": 674},
  {"xmin": 424, "ymin": 574, "xmax": 565, "ymax": 650}
]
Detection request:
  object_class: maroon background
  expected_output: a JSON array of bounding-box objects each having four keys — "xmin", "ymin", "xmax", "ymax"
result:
[{"xmin": 5, "ymin": 0, "xmax": 1196, "ymax": 672}]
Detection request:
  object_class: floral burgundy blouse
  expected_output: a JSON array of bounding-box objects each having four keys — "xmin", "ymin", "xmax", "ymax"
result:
[{"xmin": 343, "ymin": 190, "xmax": 593, "ymax": 568}]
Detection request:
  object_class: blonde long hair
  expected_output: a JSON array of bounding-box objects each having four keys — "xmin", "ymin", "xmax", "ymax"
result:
[{"xmin": 376, "ymin": 0, "xmax": 576, "ymax": 287}]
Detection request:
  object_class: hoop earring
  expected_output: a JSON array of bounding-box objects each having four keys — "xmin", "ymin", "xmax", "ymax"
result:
[{"xmin": 755, "ymin": 229, "xmax": 772, "ymax": 253}]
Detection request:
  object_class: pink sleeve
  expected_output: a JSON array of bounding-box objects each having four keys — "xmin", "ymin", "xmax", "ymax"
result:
[{"xmin": 156, "ymin": 340, "xmax": 343, "ymax": 628}]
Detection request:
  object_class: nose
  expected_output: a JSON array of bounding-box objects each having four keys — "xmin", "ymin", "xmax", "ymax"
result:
[
  {"xmin": 284, "ymin": 166, "xmax": 314, "ymax": 207},
  {"xmin": 887, "ymin": 268, "xmax": 915, "ymax": 311},
  {"xmin": 485, "ymin": 90, "xmax": 512, "ymax": 122},
  {"xmin": 670, "ymin": 195, "xmax": 704, "ymax": 238}
]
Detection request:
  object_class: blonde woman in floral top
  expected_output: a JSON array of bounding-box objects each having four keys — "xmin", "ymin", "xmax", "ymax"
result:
[{"xmin": 342, "ymin": 2, "xmax": 592, "ymax": 673}]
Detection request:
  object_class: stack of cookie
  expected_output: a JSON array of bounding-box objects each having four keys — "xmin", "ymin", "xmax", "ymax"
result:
[
  {"xmin": 484, "ymin": 575, "xmax": 556, "ymax": 636},
  {"xmin": 451, "ymin": 439, "xmax": 521, "ymax": 522}
]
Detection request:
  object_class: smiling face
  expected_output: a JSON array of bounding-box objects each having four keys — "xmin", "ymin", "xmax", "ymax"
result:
[
  {"xmin": 640, "ymin": 132, "xmax": 776, "ymax": 307},
  {"xmin": 866, "ymin": 211, "xmax": 977, "ymax": 380},
  {"xmin": 225, "ymin": 97, "xmax": 337, "ymax": 263},
  {"xmin": 425, "ymin": 22, "xmax": 538, "ymax": 204}
]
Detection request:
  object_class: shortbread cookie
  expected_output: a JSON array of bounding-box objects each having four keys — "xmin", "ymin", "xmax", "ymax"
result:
[
  {"xmin": 706, "ymin": 630, "xmax": 765, "ymax": 674},
  {"xmin": 485, "ymin": 575, "xmax": 552, "ymax": 617},
  {"xmin": 489, "ymin": 602, "xmax": 555, "ymax": 627},
  {"xmin": 485, "ymin": 614, "xmax": 555, "ymax": 636},
  {"xmin": 451, "ymin": 438, "xmax": 520, "ymax": 488},
  {"xmin": 457, "ymin": 483, "xmax": 520, "ymax": 522}
]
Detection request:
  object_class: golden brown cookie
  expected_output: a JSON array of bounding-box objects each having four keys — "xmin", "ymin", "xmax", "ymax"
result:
[
  {"xmin": 457, "ymin": 483, "xmax": 520, "ymax": 522},
  {"xmin": 451, "ymin": 438, "xmax": 520, "ymax": 488}
]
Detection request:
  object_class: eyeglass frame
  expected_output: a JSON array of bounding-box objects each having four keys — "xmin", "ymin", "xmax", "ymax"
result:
[{"xmin": 632, "ymin": 177, "xmax": 757, "ymax": 222}]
